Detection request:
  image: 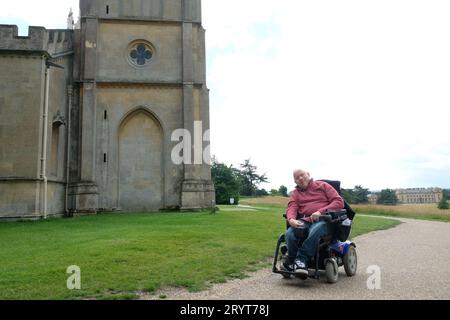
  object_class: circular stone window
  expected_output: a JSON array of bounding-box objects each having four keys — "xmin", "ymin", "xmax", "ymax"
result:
[{"xmin": 127, "ymin": 40, "xmax": 155, "ymax": 67}]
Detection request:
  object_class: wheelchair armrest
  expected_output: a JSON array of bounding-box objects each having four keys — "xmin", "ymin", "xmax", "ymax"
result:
[
  {"xmin": 321, "ymin": 209, "xmax": 348, "ymax": 223},
  {"xmin": 326, "ymin": 209, "xmax": 347, "ymax": 215},
  {"xmin": 319, "ymin": 215, "xmax": 332, "ymax": 222}
]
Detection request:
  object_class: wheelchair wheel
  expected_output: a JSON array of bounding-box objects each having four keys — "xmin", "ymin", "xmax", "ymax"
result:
[
  {"xmin": 343, "ymin": 245, "xmax": 357, "ymax": 276},
  {"xmin": 325, "ymin": 259, "xmax": 339, "ymax": 283}
]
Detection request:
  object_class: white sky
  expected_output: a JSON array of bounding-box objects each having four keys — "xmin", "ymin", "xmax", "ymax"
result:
[{"xmin": 1, "ymin": 0, "xmax": 449, "ymax": 191}]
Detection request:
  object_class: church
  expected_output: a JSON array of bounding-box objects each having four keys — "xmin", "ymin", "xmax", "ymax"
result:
[{"xmin": 0, "ymin": 0, "xmax": 215, "ymax": 219}]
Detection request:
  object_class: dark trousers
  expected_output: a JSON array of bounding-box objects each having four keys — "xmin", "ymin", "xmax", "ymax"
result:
[{"xmin": 285, "ymin": 221, "xmax": 328, "ymax": 264}]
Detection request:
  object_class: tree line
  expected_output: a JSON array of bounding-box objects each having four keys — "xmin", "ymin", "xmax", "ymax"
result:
[
  {"xmin": 211, "ymin": 158, "xmax": 288, "ymax": 205},
  {"xmin": 211, "ymin": 158, "xmax": 450, "ymax": 209},
  {"xmin": 341, "ymin": 186, "xmax": 398, "ymax": 205}
]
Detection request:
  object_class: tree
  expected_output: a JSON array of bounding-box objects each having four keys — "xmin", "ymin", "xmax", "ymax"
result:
[
  {"xmin": 443, "ymin": 189, "xmax": 450, "ymax": 199},
  {"xmin": 438, "ymin": 196, "xmax": 449, "ymax": 210},
  {"xmin": 278, "ymin": 185, "xmax": 288, "ymax": 197},
  {"xmin": 211, "ymin": 158, "xmax": 240, "ymax": 205},
  {"xmin": 377, "ymin": 189, "xmax": 398, "ymax": 205},
  {"xmin": 341, "ymin": 189, "xmax": 354, "ymax": 204},
  {"xmin": 270, "ymin": 189, "xmax": 279, "ymax": 196},
  {"xmin": 255, "ymin": 189, "xmax": 269, "ymax": 196},
  {"xmin": 237, "ymin": 159, "xmax": 268, "ymax": 196},
  {"xmin": 352, "ymin": 185, "xmax": 369, "ymax": 204}
]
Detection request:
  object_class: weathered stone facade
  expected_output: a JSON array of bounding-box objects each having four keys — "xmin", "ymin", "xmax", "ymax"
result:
[
  {"xmin": 396, "ymin": 188, "xmax": 443, "ymax": 204},
  {"xmin": 0, "ymin": 0, "xmax": 215, "ymax": 220}
]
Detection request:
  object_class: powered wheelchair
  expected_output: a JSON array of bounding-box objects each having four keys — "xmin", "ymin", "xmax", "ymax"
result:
[{"xmin": 272, "ymin": 180, "xmax": 357, "ymax": 283}]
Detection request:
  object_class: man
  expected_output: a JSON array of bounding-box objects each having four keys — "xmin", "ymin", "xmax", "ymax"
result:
[{"xmin": 283, "ymin": 169, "xmax": 344, "ymax": 275}]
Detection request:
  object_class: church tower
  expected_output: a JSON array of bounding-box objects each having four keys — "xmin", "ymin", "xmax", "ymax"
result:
[
  {"xmin": 70, "ymin": 0, "xmax": 215, "ymax": 213},
  {"xmin": 0, "ymin": 0, "xmax": 214, "ymax": 219}
]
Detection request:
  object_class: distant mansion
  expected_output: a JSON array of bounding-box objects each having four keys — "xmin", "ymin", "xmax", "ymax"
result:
[
  {"xmin": 367, "ymin": 188, "xmax": 443, "ymax": 204},
  {"xmin": 395, "ymin": 188, "xmax": 443, "ymax": 204}
]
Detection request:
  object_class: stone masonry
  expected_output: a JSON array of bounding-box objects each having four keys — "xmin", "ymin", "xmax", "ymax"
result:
[{"xmin": 0, "ymin": 0, "xmax": 215, "ymax": 219}]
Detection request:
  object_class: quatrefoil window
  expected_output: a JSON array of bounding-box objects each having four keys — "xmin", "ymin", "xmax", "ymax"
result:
[{"xmin": 127, "ymin": 41, "xmax": 155, "ymax": 67}]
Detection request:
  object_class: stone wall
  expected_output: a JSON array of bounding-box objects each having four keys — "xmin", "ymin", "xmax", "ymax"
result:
[
  {"xmin": 96, "ymin": 22, "xmax": 183, "ymax": 83},
  {"xmin": 0, "ymin": 0, "xmax": 214, "ymax": 219},
  {"xmin": 80, "ymin": 0, "xmax": 201, "ymax": 22},
  {"xmin": 0, "ymin": 25, "xmax": 74, "ymax": 219},
  {"xmin": 0, "ymin": 54, "xmax": 45, "ymax": 219},
  {"xmin": 0, "ymin": 181, "xmax": 40, "ymax": 219},
  {"xmin": 95, "ymin": 85, "xmax": 184, "ymax": 211},
  {"xmin": 0, "ymin": 25, "xmax": 72, "ymax": 56}
]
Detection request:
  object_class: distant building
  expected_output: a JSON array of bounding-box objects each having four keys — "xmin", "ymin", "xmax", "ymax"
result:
[
  {"xmin": 395, "ymin": 188, "xmax": 443, "ymax": 204},
  {"xmin": 368, "ymin": 193, "xmax": 378, "ymax": 205}
]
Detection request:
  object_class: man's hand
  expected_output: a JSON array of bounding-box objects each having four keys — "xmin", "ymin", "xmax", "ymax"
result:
[
  {"xmin": 310, "ymin": 211, "xmax": 322, "ymax": 222},
  {"xmin": 288, "ymin": 219, "xmax": 304, "ymax": 228}
]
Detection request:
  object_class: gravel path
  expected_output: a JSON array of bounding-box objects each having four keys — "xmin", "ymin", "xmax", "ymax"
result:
[{"xmin": 144, "ymin": 217, "xmax": 450, "ymax": 300}]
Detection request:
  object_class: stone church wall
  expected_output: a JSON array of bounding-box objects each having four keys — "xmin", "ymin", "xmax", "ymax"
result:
[
  {"xmin": 0, "ymin": 53, "xmax": 45, "ymax": 219},
  {"xmin": 95, "ymin": 85, "xmax": 184, "ymax": 211},
  {"xmin": 0, "ymin": 25, "xmax": 74, "ymax": 219},
  {"xmin": 81, "ymin": 0, "xmax": 201, "ymax": 22},
  {"xmin": 0, "ymin": 0, "xmax": 214, "ymax": 219},
  {"xmin": 96, "ymin": 22, "xmax": 182, "ymax": 83}
]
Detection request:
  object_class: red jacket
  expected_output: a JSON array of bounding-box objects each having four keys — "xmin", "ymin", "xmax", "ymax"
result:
[{"xmin": 286, "ymin": 180, "xmax": 344, "ymax": 223}]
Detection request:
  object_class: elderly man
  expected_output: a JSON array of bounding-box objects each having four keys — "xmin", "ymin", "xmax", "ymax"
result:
[{"xmin": 283, "ymin": 169, "xmax": 344, "ymax": 275}]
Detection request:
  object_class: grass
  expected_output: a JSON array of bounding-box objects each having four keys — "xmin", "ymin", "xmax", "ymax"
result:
[
  {"xmin": 241, "ymin": 196, "xmax": 289, "ymax": 206},
  {"xmin": 0, "ymin": 205, "xmax": 400, "ymax": 300},
  {"xmin": 353, "ymin": 204, "xmax": 450, "ymax": 222},
  {"xmin": 241, "ymin": 196, "xmax": 450, "ymax": 222}
]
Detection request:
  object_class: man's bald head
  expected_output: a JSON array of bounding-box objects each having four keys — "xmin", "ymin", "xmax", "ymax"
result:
[
  {"xmin": 293, "ymin": 169, "xmax": 307, "ymax": 176},
  {"xmin": 293, "ymin": 169, "xmax": 311, "ymax": 190}
]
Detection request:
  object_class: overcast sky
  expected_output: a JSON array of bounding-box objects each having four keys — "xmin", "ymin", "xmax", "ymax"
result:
[{"xmin": 2, "ymin": 0, "xmax": 449, "ymax": 191}]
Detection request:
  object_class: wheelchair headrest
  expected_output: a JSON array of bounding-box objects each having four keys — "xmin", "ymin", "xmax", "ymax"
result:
[{"xmin": 318, "ymin": 180, "xmax": 341, "ymax": 195}]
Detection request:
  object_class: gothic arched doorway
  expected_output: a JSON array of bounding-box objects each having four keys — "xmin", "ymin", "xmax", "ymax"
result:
[{"xmin": 117, "ymin": 109, "xmax": 163, "ymax": 212}]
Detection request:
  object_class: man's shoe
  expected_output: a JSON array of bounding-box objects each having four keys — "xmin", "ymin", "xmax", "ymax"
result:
[
  {"xmin": 294, "ymin": 260, "xmax": 308, "ymax": 275},
  {"xmin": 281, "ymin": 261, "xmax": 294, "ymax": 272}
]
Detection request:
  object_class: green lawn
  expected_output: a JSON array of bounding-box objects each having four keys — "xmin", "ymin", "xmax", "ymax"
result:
[
  {"xmin": 0, "ymin": 205, "xmax": 399, "ymax": 300},
  {"xmin": 353, "ymin": 204, "xmax": 450, "ymax": 222}
]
